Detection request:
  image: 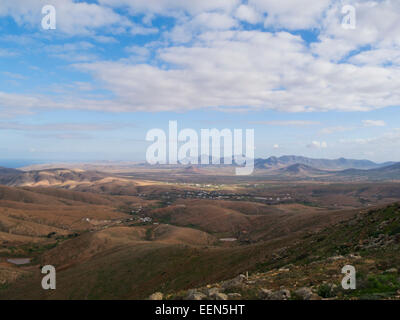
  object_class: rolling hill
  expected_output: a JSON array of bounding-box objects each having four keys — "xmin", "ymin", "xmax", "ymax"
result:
[
  {"xmin": 0, "ymin": 167, "xmax": 22, "ymax": 175},
  {"xmin": 2, "ymin": 199, "xmax": 399, "ymax": 300},
  {"xmin": 275, "ymin": 164, "xmax": 330, "ymax": 177},
  {"xmin": 160, "ymin": 202, "xmax": 400, "ymax": 300},
  {"xmin": 338, "ymin": 162, "xmax": 400, "ymax": 181},
  {"xmin": 0, "ymin": 168, "xmax": 107, "ymax": 188}
]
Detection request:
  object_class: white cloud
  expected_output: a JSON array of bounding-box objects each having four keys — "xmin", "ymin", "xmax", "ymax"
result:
[
  {"xmin": 340, "ymin": 129, "xmax": 400, "ymax": 146},
  {"xmin": 92, "ymin": 35, "xmax": 118, "ymax": 44},
  {"xmin": 97, "ymin": 0, "xmax": 240, "ymax": 16},
  {"xmin": 0, "ymin": 0, "xmax": 132, "ymax": 35},
  {"xmin": 250, "ymin": 0, "xmax": 331, "ymax": 30},
  {"xmin": 273, "ymin": 144, "xmax": 279, "ymax": 149},
  {"xmin": 252, "ymin": 120, "xmax": 320, "ymax": 126},
  {"xmin": 1, "ymin": 0, "xmax": 400, "ymax": 116},
  {"xmin": 167, "ymin": 12, "xmax": 238, "ymax": 43},
  {"xmin": 0, "ymin": 49, "xmax": 17, "ymax": 57},
  {"xmin": 30, "ymin": 133, "xmax": 93, "ymax": 140},
  {"xmin": 2, "ymin": 72, "xmax": 27, "ymax": 80},
  {"xmin": 0, "ymin": 91, "xmax": 126, "ymax": 115},
  {"xmin": 362, "ymin": 120, "xmax": 386, "ymax": 127},
  {"xmin": 235, "ymin": 4, "xmax": 262, "ymax": 24},
  {"xmin": 130, "ymin": 23, "xmax": 159, "ymax": 35},
  {"xmin": 307, "ymin": 141, "xmax": 328, "ymax": 149},
  {"xmin": 193, "ymin": 12, "xmax": 237, "ymax": 30},
  {"xmin": 320, "ymin": 126, "xmax": 353, "ymax": 135},
  {"xmin": 71, "ymin": 29, "xmax": 400, "ymax": 113},
  {"xmin": 350, "ymin": 47, "xmax": 400, "ymax": 66},
  {"xmin": 125, "ymin": 45, "xmax": 150, "ymax": 62},
  {"xmin": 312, "ymin": 1, "xmax": 400, "ymax": 65},
  {"xmin": 45, "ymin": 41, "xmax": 98, "ymax": 62},
  {"xmin": 0, "ymin": 121, "xmax": 125, "ymax": 132}
]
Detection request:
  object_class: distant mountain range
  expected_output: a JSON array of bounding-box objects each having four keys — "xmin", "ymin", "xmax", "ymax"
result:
[
  {"xmin": 259, "ymin": 159, "xmax": 400, "ymax": 181},
  {"xmin": 254, "ymin": 155, "xmax": 395, "ymax": 170},
  {"xmin": 156, "ymin": 155, "xmax": 394, "ymax": 171},
  {"xmin": 0, "ymin": 156, "xmax": 399, "ymax": 185},
  {"xmin": 19, "ymin": 155, "xmax": 396, "ymax": 172}
]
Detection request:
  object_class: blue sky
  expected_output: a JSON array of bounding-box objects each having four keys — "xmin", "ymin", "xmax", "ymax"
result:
[{"xmin": 0, "ymin": 0, "xmax": 399, "ymax": 166}]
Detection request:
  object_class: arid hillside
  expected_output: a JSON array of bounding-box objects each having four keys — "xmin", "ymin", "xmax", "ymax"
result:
[
  {"xmin": 1, "ymin": 164, "xmax": 400, "ymax": 300},
  {"xmin": 160, "ymin": 203, "xmax": 400, "ymax": 300}
]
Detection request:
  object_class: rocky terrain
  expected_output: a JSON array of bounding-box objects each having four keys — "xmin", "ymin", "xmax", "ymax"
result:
[{"xmin": 150, "ymin": 203, "xmax": 400, "ymax": 300}]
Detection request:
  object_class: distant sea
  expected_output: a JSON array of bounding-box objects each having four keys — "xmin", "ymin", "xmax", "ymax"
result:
[{"xmin": 0, "ymin": 160, "xmax": 45, "ymax": 169}]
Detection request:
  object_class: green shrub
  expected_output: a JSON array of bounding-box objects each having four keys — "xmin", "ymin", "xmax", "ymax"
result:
[{"xmin": 317, "ymin": 284, "xmax": 336, "ymax": 298}]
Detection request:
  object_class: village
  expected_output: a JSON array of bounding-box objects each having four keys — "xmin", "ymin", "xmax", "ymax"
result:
[{"xmin": 137, "ymin": 190, "xmax": 294, "ymax": 205}]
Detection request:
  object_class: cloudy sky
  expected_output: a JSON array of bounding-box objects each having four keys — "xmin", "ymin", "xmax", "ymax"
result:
[{"xmin": 0, "ymin": 0, "xmax": 399, "ymax": 165}]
